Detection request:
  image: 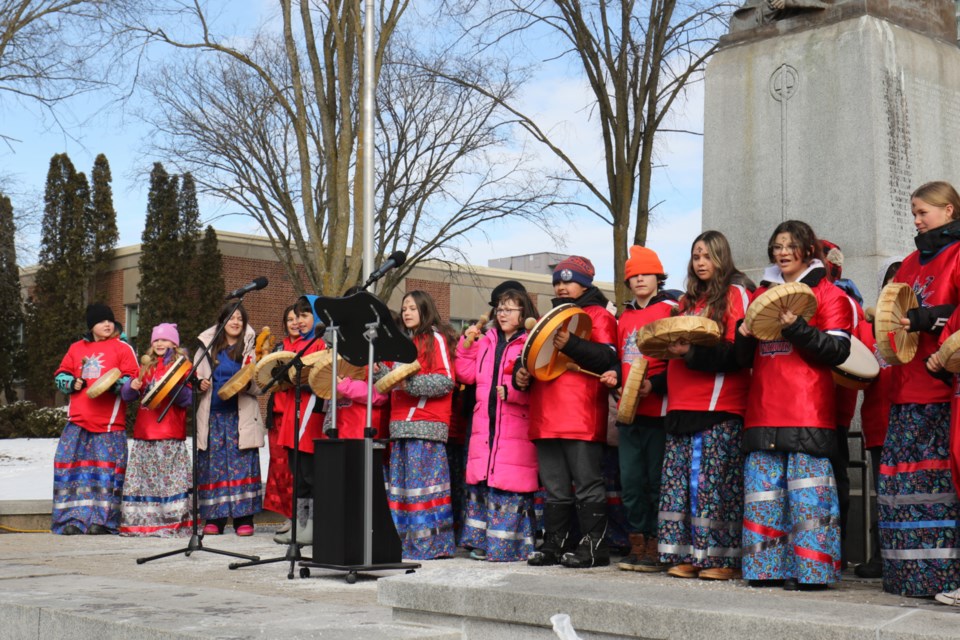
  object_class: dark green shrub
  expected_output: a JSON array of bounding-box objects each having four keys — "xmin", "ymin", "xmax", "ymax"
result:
[
  {"xmin": 0, "ymin": 401, "xmax": 39, "ymax": 438},
  {"xmin": 25, "ymin": 406, "xmax": 68, "ymax": 438},
  {"xmin": 0, "ymin": 401, "xmax": 67, "ymax": 438}
]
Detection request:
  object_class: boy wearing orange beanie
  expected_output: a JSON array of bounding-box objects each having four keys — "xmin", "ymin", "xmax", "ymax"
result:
[{"xmin": 614, "ymin": 246, "xmax": 677, "ymax": 571}]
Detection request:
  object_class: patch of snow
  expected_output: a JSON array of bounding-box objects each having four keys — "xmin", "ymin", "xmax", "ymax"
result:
[{"xmin": 0, "ymin": 438, "xmax": 272, "ymax": 501}]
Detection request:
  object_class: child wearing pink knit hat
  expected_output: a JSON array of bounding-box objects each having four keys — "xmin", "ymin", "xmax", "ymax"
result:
[{"xmin": 118, "ymin": 323, "xmax": 194, "ymax": 537}]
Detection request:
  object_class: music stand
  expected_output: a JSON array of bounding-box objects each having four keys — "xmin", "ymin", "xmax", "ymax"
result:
[
  {"xmin": 298, "ymin": 291, "xmax": 420, "ymax": 582},
  {"xmin": 137, "ymin": 297, "xmax": 260, "ymax": 565},
  {"xmin": 228, "ymin": 335, "xmax": 320, "ymax": 578}
]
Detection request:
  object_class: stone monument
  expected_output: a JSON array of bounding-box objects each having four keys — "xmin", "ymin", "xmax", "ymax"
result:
[{"xmin": 702, "ymin": 0, "xmax": 960, "ymax": 304}]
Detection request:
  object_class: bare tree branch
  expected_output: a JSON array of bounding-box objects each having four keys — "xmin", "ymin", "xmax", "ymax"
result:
[
  {"xmin": 133, "ymin": 4, "xmax": 566, "ymax": 300},
  {"xmin": 436, "ymin": 0, "xmax": 736, "ymax": 305}
]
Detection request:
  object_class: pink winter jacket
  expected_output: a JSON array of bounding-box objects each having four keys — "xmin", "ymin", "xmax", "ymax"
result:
[{"xmin": 455, "ymin": 328, "xmax": 538, "ymax": 493}]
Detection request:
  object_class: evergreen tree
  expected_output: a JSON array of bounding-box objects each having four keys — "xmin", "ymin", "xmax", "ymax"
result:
[
  {"xmin": 178, "ymin": 173, "xmax": 201, "ymax": 253},
  {"xmin": 24, "ymin": 154, "xmax": 93, "ymax": 401},
  {"xmin": 0, "ymin": 193, "xmax": 25, "ymax": 404},
  {"xmin": 177, "ymin": 173, "xmax": 202, "ymax": 341},
  {"xmin": 137, "ymin": 163, "xmax": 182, "ymax": 348},
  {"xmin": 191, "ymin": 225, "xmax": 225, "ymax": 341},
  {"xmin": 89, "ymin": 154, "xmax": 119, "ymax": 300}
]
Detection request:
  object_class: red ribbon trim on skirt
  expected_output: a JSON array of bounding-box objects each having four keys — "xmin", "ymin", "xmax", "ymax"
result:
[
  {"xmin": 743, "ymin": 519, "xmax": 787, "ymax": 539},
  {"xmin": 197, "ymin": 476, "xmax": 260, "ymax": 492},
  {"xmin": 794, "ymin": 544, "xmax": 843, "ymax": 569},
  {"xmin": 387, "ymin": 496, "xmax": 451, "ymax": 512},
  {"xmin": 879, "ymin": 459, "xmax": 950, "ymax": 476},
  {"xmin": 54, "ymin": 459, "xmax": 123, "ymax": 471}
]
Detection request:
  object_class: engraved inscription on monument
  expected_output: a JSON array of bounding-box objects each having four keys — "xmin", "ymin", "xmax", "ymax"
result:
[{"xmin": 881, "ymin": 71, "xmax": 913, "ymax": 254}]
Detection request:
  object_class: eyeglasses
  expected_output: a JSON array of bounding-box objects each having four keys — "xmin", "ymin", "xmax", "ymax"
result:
[
  {"xmin": 495, "ymin": 307, "xmax": 522, "ymax": 315},
  {"xmin": 770, "ymin": 244, "xmax": 800, "ymax": 254}
]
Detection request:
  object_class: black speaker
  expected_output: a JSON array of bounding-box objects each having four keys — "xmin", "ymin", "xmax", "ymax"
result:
[{"xmin": 312, "ymin": 439, "xmax": 402, "ymax": 565}]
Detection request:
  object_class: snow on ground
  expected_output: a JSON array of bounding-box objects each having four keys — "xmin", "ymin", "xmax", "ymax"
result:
[{"xmin": 0, "ymin": 438, "xmax": 271, "ymax": 501}]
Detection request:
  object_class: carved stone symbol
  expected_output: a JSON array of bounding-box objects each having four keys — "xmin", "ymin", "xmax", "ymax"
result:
[{"xmin": 770, "ymin": 64, "xmax": 799, "ymax": 102}]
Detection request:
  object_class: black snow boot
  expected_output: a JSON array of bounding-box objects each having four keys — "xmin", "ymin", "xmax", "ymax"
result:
[
  {"xmin": 561, "ymin": 502, "xmax": 610, "ymax": 568},
  {"xmin": 527, "ymin": 503, "xmax": 574, "ymax": 566}
]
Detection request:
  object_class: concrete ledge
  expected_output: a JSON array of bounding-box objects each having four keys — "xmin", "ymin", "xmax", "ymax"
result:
[
  {"xmin": 0, "ymin": 499, "xmax": 52, "ymax": 515},
  {"xmin": 0, "ymin": 566, "xmax": 459, "ymax": 640},
  {"xmin": 0, "ymin": 500, "xmax": 53, "ymax": 533},
  {"xmin": 378, "ymin": 568, "xmax": 960, "ymax": 640},
  {"xmin": 0, "ymin": 500, "xmax": 287, "ymax": 534}
]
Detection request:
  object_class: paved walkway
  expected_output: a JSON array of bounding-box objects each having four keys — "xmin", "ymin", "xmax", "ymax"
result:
[{"xmin": 2, "ymin": 520, "xmax": 960, "ymax": 639}]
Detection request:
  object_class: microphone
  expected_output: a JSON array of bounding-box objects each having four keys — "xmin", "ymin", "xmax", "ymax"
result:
[
  {"xmin": 363, "ymin": 251, "xmax": 406, "ymax": 288},
  {"xmin": 224, "ymin": 277, "xmax": 268, "ymax": 300}
]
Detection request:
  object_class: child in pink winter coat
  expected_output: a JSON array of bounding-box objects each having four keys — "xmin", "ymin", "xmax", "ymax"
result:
[{"xmin": 455, "ymin": 287, "xmax": 540, "ymax": 561}]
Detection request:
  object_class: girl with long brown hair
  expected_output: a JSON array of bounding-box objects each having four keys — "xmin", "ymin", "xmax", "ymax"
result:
[
  {"xmin": 652, "ymin": 231, "xmax": 752, "ymax": 581},
  {"xmin": 384, "ymin": 290, "xmax": 458, "ymax": 559},
  {"xmin": 194, "ymin": 302, "xmax": 265, "ymax": 536}
]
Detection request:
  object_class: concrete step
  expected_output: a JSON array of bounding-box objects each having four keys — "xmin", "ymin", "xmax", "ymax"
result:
[
  {"xmin": 378, "ymin": 566, "xmax": 960, "ymax": 640},
  {"xmin": 1, "ymin": 563, "xmax": 459, "ymax": 640},
  {"xmin": 0, "ymin": 499, "xmax": 288, "ymax": 534},
  {"xmin": 0, "ymin": 500, "xmax": 52, "ymax": 532}
]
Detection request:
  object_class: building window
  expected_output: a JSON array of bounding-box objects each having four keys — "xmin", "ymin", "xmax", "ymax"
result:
[
  {"xmin": 126, "ymin": 305, "xmax": 139, "ymax": 343},
  {"xmin": 450, "ymin": 318, "xmax": 474, "ymax": 334}
]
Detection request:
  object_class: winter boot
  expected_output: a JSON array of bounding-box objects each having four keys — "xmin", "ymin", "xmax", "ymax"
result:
[
  {"xmin": 854, "ymin": 553, "xmax": 883, "ymax": 579},
  {"xmin": 635, "ymin": 533, "xmax": 668, "ymax": 572},
  {"xmin": 561, "ymin": 502, "xmax": 610, "ymax": 568},
  {"xmin": 294, "ymin": 498, "xmax": 314, "ymax": 547},
  {"xmin": 617, "ymin": 533, "xmax": 646, "ymax": 571},
  {"xmin": 527, "ymin": 503, "xmax": 574, "ymax": 566},
  {"xmin": 274, "ymin": 499, "xmax": 313, "ymax": 546}
]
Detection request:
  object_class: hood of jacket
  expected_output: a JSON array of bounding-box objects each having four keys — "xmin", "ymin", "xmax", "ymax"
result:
[
  {"xmin": 298, "ymin": 294, "xmax": 324, "ymax": 340},
  {"xmin": 760, "ymin": 259, "xmax": 827, "ymax": 288},
  {"xmin": 876, "ymin": 255, "xmax": 905, "ymax": 294}
]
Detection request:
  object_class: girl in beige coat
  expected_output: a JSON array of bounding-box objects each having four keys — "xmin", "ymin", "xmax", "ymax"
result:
[{"xmin": 194, "ymin": 302, "xmax": 265, "ymax": 536}]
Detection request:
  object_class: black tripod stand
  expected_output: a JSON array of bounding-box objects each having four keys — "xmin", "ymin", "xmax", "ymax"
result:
[
  {"xmin": 228, "ymin": 335, "xmax": 319, "ymax": 578},
  {"xmin": 137, "ymin": 297, "xmax": 260, "ymax": 565}
]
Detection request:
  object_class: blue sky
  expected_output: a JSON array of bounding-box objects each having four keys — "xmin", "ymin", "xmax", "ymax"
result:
[{"xmin": 0, "ymin": 2, "xmax": 706, "ymax": 290}]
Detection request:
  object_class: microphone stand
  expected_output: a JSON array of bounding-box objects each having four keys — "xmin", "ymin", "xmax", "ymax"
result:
[
  {"xmin": 137, "ymin": 296, "xmax": 259, "ymax": 565},
  {"xmin": 229, "ymin": 335, "xmax": 319, "ymax": 578}
]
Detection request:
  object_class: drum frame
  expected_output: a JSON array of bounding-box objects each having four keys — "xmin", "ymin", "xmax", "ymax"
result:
[
  {"xmin": 374, "ymin": 361, "xmax": 422, "ymax": 394},
  {"xmin": 142, "ymin": 356, "xmax": 193, "ymax": 411},
  {"xmin": 86, "ymin": 367, "xmax": 122, "ymax": 399},
  {"xmin": 519, "ymin": 304, "xmax": 592, "ymax": 382},
  {"xmin": 874, "ymin": 282, "xmax": 919, "ymax": 365},
  {"xmin": 745, "ymin": 282, "xmax": 817, "ymax": 341},
  {"xmin": 616, "ymin": 358, "xmax": 649, "ymax": 424},
  {"xmin": 832, "ymin": 337, "xmax": 880, "ymax": 390}
]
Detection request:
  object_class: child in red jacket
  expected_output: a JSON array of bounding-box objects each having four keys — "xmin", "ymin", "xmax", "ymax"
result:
[
  {"xmin": 384, "ymin": 290, "xmax": 457, "ymax": 560},
  {"xmin": 119, "ymin": 323, "xmax": 193, "ymax": 537},
  {"xmin": 517, "ymin": 256, "xmax": 620, "ymax": 568},
  {"xmin": 52, "ymin": 303, "xmax": 139, "ymax": 535},
  {"xmin": 613, "ymin": 246, "xmax": 677, "ymax": 571}
]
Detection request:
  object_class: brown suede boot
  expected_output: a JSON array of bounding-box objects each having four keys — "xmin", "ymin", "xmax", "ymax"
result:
[
  {"xmin": 634, "ymin": 534, "xmax": 668, "ymax": 573},
  {"xmin": 617, "ymin": 533, "xmax": 646, "ymax": 571}
]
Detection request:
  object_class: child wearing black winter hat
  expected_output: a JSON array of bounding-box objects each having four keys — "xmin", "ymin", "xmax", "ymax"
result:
[{"xmin": 51, "ymin": 303, "xmax": 139, "ymax": 535}]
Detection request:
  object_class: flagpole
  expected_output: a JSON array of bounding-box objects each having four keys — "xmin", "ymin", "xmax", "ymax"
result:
[{"xmin": 362, "ymin": 0, "xmax": 375, "ymax": 285}]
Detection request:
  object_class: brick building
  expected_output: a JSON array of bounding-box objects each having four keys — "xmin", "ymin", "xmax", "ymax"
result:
[{"xmin": 20, "ymin": 230, "xmax": 614, "ymax": 350}]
